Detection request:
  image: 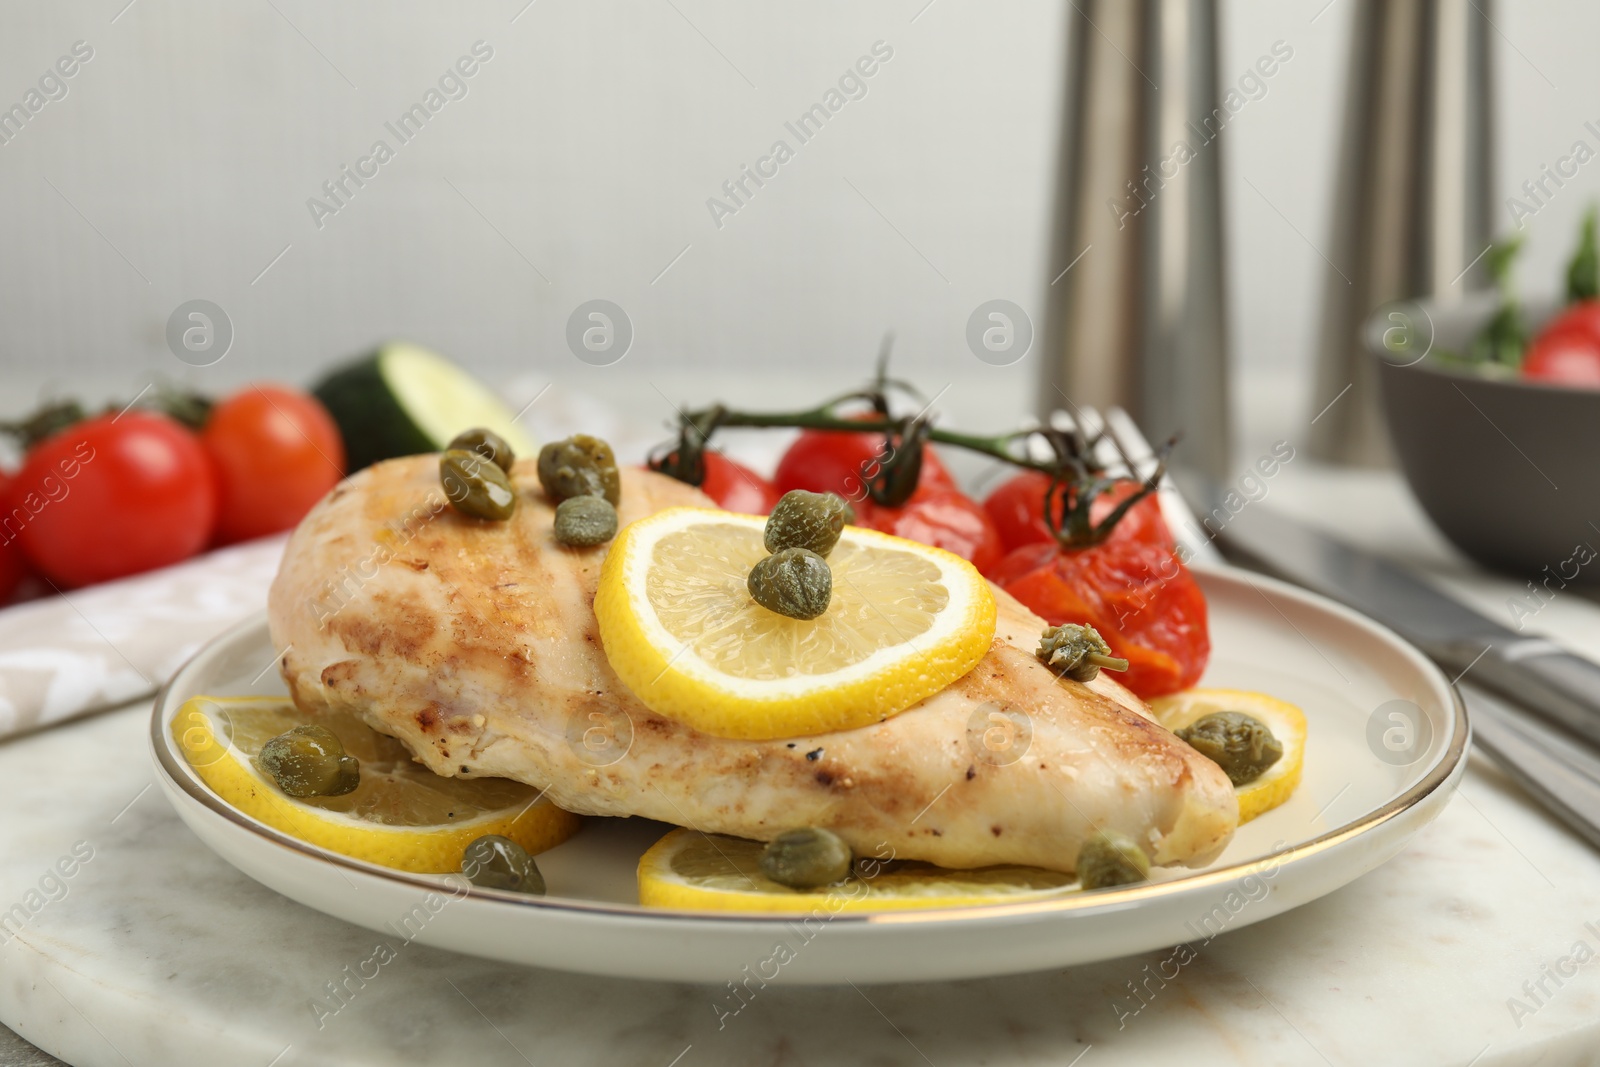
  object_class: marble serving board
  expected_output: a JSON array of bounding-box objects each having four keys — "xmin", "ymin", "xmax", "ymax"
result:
[{"xmin": 3, "ymin": 700, "xmax": 1600, "ymax": 1067}]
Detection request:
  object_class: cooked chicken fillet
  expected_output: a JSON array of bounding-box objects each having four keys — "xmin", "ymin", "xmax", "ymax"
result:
[{"xmin": 268, "ymin": 457, "xmax": 1237, "ymax": 873}]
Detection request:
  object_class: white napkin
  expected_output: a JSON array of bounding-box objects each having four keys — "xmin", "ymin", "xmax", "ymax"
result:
[{"xmin": 0, "ymin": 535, "xmax": 287, "ymax": 739}]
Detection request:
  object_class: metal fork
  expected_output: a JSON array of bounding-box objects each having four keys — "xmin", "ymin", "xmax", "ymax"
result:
[{"xmin": 1087, "ymin": 407, "xmax": 1600, "ymax": 850}]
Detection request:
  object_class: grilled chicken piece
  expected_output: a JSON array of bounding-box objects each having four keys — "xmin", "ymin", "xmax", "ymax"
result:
[{"xmin": 268, "ymin": 458, "xmax": 1237, "ymax": 873}]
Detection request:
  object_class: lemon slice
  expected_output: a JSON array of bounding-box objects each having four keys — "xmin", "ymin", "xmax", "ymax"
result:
[
  {"xmin": 637, "ymin": 828, "xmax": 1076, "ymax": 912},
  {"xmin": 594, "ymin": 507, "xmax": 997, "ymax": 740},
  {"xmin": 173, "ymin": 696, "xmax": 581, "ymax": 872},
  {"xmin": 1149, "ymin": 688, "xmax": 1307, "ymax": 823}
]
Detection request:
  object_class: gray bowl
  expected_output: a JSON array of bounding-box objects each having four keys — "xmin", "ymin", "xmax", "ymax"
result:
[{"xmin": 1369, "ymin": 297, "xmax": 1600, "ymax": 583}]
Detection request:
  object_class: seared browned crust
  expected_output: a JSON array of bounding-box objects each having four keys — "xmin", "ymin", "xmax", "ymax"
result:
[{"xmin": 268, "ymin": 456, "xmax": 1237, "ymax": 872}]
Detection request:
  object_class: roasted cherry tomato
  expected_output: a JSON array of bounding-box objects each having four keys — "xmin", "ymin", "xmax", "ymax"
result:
[
  {"xmin": 983, "ymin": 471, "xmax": 1171, "ymax": 552},
  {"xmin": 698, "ymin": 452, "xmax": 780, "ymax": 515},
  {"xmin": 1522, "ymin": 322, "xmax": 1600, "ymax": 387},
  {"xmin": 855, "ymin": 486, "xmax": 1005, "ymax": 576},
  {"xmin": 774, "ymin": 424, "xmax": 954, "ymax": 500},
  {"xmin": 0, "ymin": 472, "xmax": 25, "ymax": 603},
  {"xmin": 201, "ymin": 385, "xmax": 345, "ymax": 545},
  {"xmin": 11, "ymin": 412, "xmax": 217, "ymax": 588},
  {"xmin": 991, "ymin": 538, "xmax": 1209, "ymax": 698}
]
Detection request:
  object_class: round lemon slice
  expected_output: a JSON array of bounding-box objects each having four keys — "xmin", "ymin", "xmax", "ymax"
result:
[
  {"xmin": 1149, "ymin": 688, "xmax": 1307, "ymax": 823},
  {"xmin": 637, "ymin": 828, "xmax": 1076, "ymax": 913},
  {"xmin": 594, "ymin": 507, "xmax": 997, "ymax": 740},
  {"xmin": 173, "ymin": 695, "xmax": 581, "ymax": 872}
]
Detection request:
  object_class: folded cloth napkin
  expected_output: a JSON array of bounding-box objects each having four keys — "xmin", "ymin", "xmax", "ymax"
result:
[{"xmin": 0, "ymin": 535, "xmax": 287, "ymax": 739}]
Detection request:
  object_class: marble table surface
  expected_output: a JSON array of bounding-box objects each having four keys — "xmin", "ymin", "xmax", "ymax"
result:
[{"xmin": 4, "ymin": 459, "xmax": 1600, "ymax": 1065}]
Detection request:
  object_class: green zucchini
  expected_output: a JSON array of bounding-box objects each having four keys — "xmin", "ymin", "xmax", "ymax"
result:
[{"xmin": 313, "ymin": 342, "xmax": 535, "ymax": 472}]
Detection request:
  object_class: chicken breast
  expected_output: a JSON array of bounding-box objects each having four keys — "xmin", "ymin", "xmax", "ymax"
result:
[{"xmin": 268, "ymin": 457, "xmax": 1237, "ymax": 873}]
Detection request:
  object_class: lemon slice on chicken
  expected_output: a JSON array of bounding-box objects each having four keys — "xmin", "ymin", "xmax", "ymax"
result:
[
  {"xmin": 173, "ymin": 696, "xmax": 581, "ymax": 872},
  {"xmin": 595, "ymin": 507, "xmax": 996, "ymax": 740},
  {"xmin": 1149, "ymin": 688, "xmax": 1306, "ymax": 823},
  {"xmin": 638, "ymin": 829, "xmax": 1076, "ymax": 913}
]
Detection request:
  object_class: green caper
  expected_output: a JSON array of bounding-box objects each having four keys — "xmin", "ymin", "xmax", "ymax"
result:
[
  {"xmin": 1037, "ymin": 622, "xmax": 1129, "ymax": 683},
  {"xmin": 553, "ymin": 495, "xmax": 618, "ymax": 546},
  {"xmin": 1076, "ymin": 829, "xmax": 1150, "ymax": 890},
  {"xmin": 759, "ymin": 827, "xmax": 853, "ymax": 889},
  {"xmin": 1176, "ymin": 712, "xmax": 1283, "ymax": 786},
  {"xmin": 461, "ymin": 834, "xmax": 545, "ymax": 894},
  {"xmin": 748, "ymin": 547, "xmax": 832, "ymax": 620},
  {"xmin": 259, "ymin": 724, "xmax": 360, "ymax": 798},
  {"xmin": 764, "ymin": 490, "xmax": 850, "ymax": 557},
  {"xmin": 440, "ymin": 449, "xmax": 517, "ymax": 521},
  {"xmin": 447, "ymin": 427, "xmax": 515, "ymax": 474},
  {"xmin": 537, "ymin": 434, "xmax": 620, "ymax": 506}
]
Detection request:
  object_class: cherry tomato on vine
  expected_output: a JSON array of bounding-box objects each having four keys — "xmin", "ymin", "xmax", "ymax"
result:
[
  {"xmin": 0, "ymin": 472, "xmax": 26, "ymax": 603},
  {"xmin": 991, "ymin": 538, "xmax": 1209, "ymax": 699},
  {"xmin": 855, "ymin": 486, "xmax": 1005, "ymax": 576},
  {"xmin": 201, "ymin": 385, "xmax": 345, "ymax": 545},
  {"xmin": 697, "ymin": 452, "xmax": 780, "ymax": 515},
  {"xmin": 1522, "ymin": 318, "xmax": 1600, "ymax": 387},
  {"xmin": 11, "ymin": 412, "xmax": 217, "ymax": 588},
  {"xmin": 773, "ymin": 425, "xmax": 955, "ymax": 500},
  {"xmin": 983, "ymin": 471, "xmax": 1172, "ymax": 553}
]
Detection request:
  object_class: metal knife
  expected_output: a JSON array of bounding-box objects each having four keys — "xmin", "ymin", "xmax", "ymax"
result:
[
  {"xmin": 1462, "ymin": 681, "xmax": 1600, "ymax": 851},
  {"xmin": 1215, "ymin": 502, "xmax": 1600, "ymax": 749}
]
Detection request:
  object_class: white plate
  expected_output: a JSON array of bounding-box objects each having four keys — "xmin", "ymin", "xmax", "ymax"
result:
[{"xmin": 150, "ymin": 562, "xmax": 1467, "ymax": 985}]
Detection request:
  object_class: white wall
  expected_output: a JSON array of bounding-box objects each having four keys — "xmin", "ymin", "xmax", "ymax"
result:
[{"xmin": 0, "ymin": 0, "xmax": 1594, "ymax": 463}]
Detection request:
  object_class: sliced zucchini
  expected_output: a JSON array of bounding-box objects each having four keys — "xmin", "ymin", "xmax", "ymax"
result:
[{"xmin": 313, "ymin": 341, "xmax": 535, "ymax": 472}]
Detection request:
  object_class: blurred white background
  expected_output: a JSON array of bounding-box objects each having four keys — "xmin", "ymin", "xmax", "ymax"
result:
[{"xmin": 0, "ymin": 0, "xmax": 1592, "ymax": 466}]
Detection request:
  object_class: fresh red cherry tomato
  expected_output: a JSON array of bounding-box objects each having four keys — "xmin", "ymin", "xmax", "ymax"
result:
[
  {"xmin": 0, "ymin": 472, "xmax": 25, "ymax": 602},
  {"xmin": 201, "ymin": 385, "xmax": 345, "ymax": 545},
  {"xmin": 1522, "ymin": 323, "xmax": 1600, "ymax": 387},
  {"xmin": 991, "ymin": 538, "xmax": 1209, "ymax": 699},
  {"xmin": 698, "ymin": 452, "xmax": 780, "ymax": 515},
  {"xmin": 10, "ymin": 412, "xmax": 217, "ymax": 588},
  {"xmin": 983, "ymin": 471, "xmax": 1171, "ymax": 552},
  {"xmin": 855, "ymin": 487, "xmax": 1005, "ymax": 576},
  {"xmin": 774, "ymin": 424, "xmax": 954, "ymax": 500}
]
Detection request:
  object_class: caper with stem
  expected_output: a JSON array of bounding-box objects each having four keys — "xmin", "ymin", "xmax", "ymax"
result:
[
  {"xmin": 1037, "ymin": 622, "xmax": 1129, "ymax": 683},
  {"xmin": 461, "ymin": 834, "xmax": 545, "ymax": 894},
  {"xmin": 447, "ymin": 427, "xmax": 516, "ymax": 474},
  {"xmin": 1176, "ymin": 711, "xmax": 1283, "ymax": 786},
  {"xmin": 440, "ymin": 448, "xmax": 517, "ymax": 521},
  {"xmin": 1076, "ymin": 829, "xmax": 1150, "ymax": 890},
  {"xmin": 748, "ymin": 547, "xmax": 832, "ymax": 620},
  {"xmin": 553, "ymin": 494, "xmax": 618, "ymax": 546},
  {"xmin": 259, "ymin": 724, "xmax": 360, "ymax": 798},
  {"xmin": 759, "ymin": 827, "xmax": 853, "ymax": 889},
  {"xmin": 537, "ymin": 434, "xmax": 621, "ymax": 506},
  {"xmin": 764, "ymin": 490, "xmax": 850, "ymax": 557}
]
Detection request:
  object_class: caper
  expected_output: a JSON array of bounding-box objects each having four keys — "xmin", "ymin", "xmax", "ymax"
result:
[
  {"xmin": 1037, "ymin": 622, "xmax": 1129, "ymax": 683},
  {"xmin": 747, "ymin": 547, "xmax": 832, "ymax": 620},
  {"xmin": 461, "ymin": 834, "xmax": 545, "ymax": 894},
  {"xmin": 759, "ymin": 827, "xmax": 853, "ymax": 889},
  {"xmin": 553, "ymin": 495, "xmax": 618, "ymax": 546},
  {"xmin": 447, "ymin": 427, "xmax": 515, "ymax": 474},
  {"xmin": 765, "ymin": 490, "xmax": 850, "ymax": 557},
  {"xmin": 440, "ymin": 449, "xmax": 517, "ymax": 521},
  {"xmin": 1176, "ymin": 712, "xmax": 1283, "ymax": 786},
  {"xmin": 537, "ymin": 434, "xmax": 621, "ymax": 506},
  {"xmin": 259, "ymin": 724, "xmax": 360, "ymax": 798},
  {"xmin": 1076, "ymin": 829, "xmax": 1150, "ymax": 890}
]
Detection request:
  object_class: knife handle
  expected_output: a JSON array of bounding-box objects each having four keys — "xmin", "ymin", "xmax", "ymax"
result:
[{"xmin": 1462, "ymin": 638, "xmax": 1600, "ymax": 749}]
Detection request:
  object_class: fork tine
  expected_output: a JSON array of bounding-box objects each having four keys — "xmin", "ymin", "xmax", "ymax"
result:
[{"xmin": 1105, "ymin": 407, "xmax": 1224, "ymax": 564}]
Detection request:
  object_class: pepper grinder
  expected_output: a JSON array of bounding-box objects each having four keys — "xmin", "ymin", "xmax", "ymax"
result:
[{"xmin": 1040, "ymin": 0, "xmax": 1230, "ymax": 480}]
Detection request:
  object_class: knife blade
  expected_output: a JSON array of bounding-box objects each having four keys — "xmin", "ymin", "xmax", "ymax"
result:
[
  {"xmin": 1216, "ymin": 501, "xmax": 1600, "ymax": 749},
  {"xmin": 1462, "ymin": 682, "xmax": 1600, "ymax": 851}
]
